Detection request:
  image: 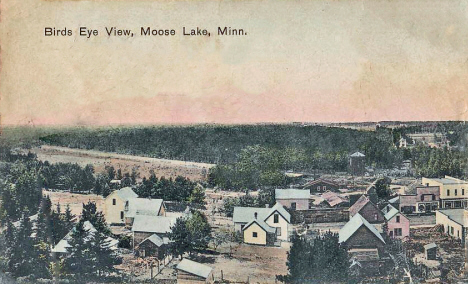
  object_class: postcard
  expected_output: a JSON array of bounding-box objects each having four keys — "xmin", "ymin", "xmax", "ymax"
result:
[{"xmin": 0, "ymin": 0, "xmax": 467, "ymax": 283}]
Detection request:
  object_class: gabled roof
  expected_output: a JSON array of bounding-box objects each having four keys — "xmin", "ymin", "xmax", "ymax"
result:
[
  {"xmin": 113, "ymin": 187, "xmax": 138, "ymax": 201},
  {"xmin": 131, "ymin": 215, "xmax": 178, "ymax": 234},
  {"xmin": 51, "ymin": 221, "xmax": 119, "ymax": 253},
  {"xmin": 176, "ymin": 259, "xmax": 213, "ymax": 279},
  {"xmin": 339, "ymin": 213, "xmax": 385, "ymax": 244},
  {"xmin": 233, "ymin": 207, "xmax": 270, "ymax": 224},
  {"xmin": 303, "ymin": 179, "xmax": 339, "ymax": 188},
  {"xmin": 388, "ymin": 196, "xmax": 399, "ymax": 204},
  {"xmin": 383, "ymin": 205, "xmax": 400, "ymax": 221},
  {"xmin": 349, "ymin": 195, "xmax": 371, "ymax": 216},
  {"xmin": 233, "ymin": 203, "xmax": 291, "ymax": 224},
  {"xmin": 242, "ymin": 219, "xmax": 276, "ymax": 234},
  {"xmin": 140, "ymin": 234, "xmax": 170, "ymax": 247},
  {"xmin": 350, "ymin": 152, "xmax": 365, "ymax": 157},
  {"xmin": 322, "ymin": 191, "xmax": 348, "ymax": 207},
  {"xmin": 275, "ymin": 189, "xmax": 310, "ymax": 200},
  {"xmin": 265, "ymin": 202, "xmax": 291, "ymax": 223},
  {"xmin": 125, "ymin": 198, "xmax": 164, "ymax": 218}
]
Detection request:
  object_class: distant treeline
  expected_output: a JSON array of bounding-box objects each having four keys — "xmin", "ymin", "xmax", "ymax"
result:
[{"xmin": 39, "ymin": 124, "xmax": 400, "ymax": 167}]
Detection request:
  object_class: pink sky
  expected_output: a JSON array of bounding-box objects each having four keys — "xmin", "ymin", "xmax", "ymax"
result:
[{"xmin": 1, "ymin": 0, "xmax": 468, "ymax": 125}]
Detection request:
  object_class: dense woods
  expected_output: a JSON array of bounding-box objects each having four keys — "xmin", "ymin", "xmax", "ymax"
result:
[{"xmin": 39, "ymin": 125, "xmax": 400, "ymax": 167}]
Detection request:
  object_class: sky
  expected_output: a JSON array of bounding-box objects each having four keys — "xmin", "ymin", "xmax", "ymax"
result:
[{"xmin": 1, "ymin": 0, "xmax": 468, "ymax": 126}]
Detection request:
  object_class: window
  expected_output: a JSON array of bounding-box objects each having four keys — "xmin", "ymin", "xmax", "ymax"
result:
[
  {"xmin": 451, "ymin": 227, "xmax": 454, "ymax": 235},
  {"xmin": 374, "ymin": 213, "xmax": 378, "ymax": 221},
  {"xmin": 112, "ymin": 198, "xmax": 116, "ymax": 205},
  {"xmin": 274, "ymin": 214, "xmax": 279, "ymax": 223},
  {"xmin": 394, "ymin": 228, "xmax": 402, "ymax": 237},
  {"xmin": 463, "ymin": 189, "xmax": 465, "ymax": 196},
  {"xmin": 317, "ymin": 186, "xmax": 321, "ymax": 191},
  {"xmin": 396, "ymin": 216, "xmax": 400, "ymax": 223},
  {"xmin": 276, "ymin": 227, "xmax": 281, "ymax": 236},
  {"xmin": 455, "ymin": 189, "xmax": 458, "ymax": 196},
  {"xmin": 432, "ymin": 195, "xmax": 435, "ymax": 201},
  {"xmin": 447, "ymin": 190, "xmax": 450, "ymax": 196},
  {"xmin": 323, "ymin": 186, "xmax": 327, "ymax": 191},
  {"xmin": 252, "ymin": 232, "xmax": 258, "ymax": 238},
  {"xmin": 120, "ymin": 211, "xmax": 124, "ymax": 220},
  {"xmin": 291, "ymin": 203, "xmax": 297, "ymax": 210}
]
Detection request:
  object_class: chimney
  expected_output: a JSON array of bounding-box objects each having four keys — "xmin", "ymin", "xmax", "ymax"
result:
[{"xmin": 254, "ymin": 212, "xmax": 258, "ymax": 219}]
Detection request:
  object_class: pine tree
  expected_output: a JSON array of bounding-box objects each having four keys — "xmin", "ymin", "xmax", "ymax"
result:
[
  {"xmin": 81, "ymin": 201, "xmax": 111, "ymax": 235},
  {"xmin": 36, "ymin": 195, "xmax": 53, "ymax": 244},
  {"xmin": 63, "ymin": 204, "xmax": 76, "ymax": 232},
  {"xmin": 188, "ymin": 184, "xmax": 206, "ymax": 204},
  {"xmin": 89, "ymin": 230, "xmax": 119, "ymax": 277},
  {"xmin": 63, "ymin": 220, "xmax": 93, "ymax": 280},
  {"xmin": 9, "ymin": 215, "xmax": 50, "ymax": 278}
]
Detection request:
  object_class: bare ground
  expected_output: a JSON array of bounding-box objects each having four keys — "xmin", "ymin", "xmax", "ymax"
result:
[
  {"xmin": 44, "ymin": 190, "xmax": 104, "ymax": 216},
  {"xmin": 32, "ymin": 145, "xmax": 215, "ymax": 181}
]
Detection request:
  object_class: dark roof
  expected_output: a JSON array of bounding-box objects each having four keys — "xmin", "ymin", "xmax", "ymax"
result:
[
  {"xmin": 304, "ymin": 179, "xmax": 339, "ymax": 189},
  {"xmin": 349, "ymin": 195, "xmax": 370, "ymax": 216}
]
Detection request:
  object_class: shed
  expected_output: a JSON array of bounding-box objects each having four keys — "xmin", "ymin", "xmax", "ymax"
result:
[
  {"xmin": 424, "ymin": 243, "xmax": 437, "ymax": 260},
  {"xmin": 176, "ymin": 258, "xmax": 214, "ymax": 284}
]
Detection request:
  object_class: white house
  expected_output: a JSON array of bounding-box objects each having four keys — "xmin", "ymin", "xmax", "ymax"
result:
[
  {"xmin": 233, "ymin": 202, "xmax": 291, "ymax": 244},
  {"xmin": 104, "ymin": 187, "xmax": 138, "ymax": 224}
]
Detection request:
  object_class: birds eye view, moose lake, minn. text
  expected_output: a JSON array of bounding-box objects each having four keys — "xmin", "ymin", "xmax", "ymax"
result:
[{"xmin": 1, "ymin": 0, "xmax": 468, "ymax": 283}]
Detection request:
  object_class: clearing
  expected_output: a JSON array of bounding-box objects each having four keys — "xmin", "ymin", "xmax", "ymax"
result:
[{"xmin": 32, "ymin": 145, "xmax": 215, "ymax": 181}]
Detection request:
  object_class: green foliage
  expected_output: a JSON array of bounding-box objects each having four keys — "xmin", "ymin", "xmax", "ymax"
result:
[
  {"xmin": 222, "ymin": 189, "xmax": 275, "ymax": 217},
  {"xmin": 374, "ymin": 177, "xmax": 392, "ymax": 202},
  {"xmin": 280, "ymin": 232, "xmax": 349, "ymax": 284},
  {"xmin": 411, "ymin": 145, "xmax": 467, "ymax": 178},
  {"xmin": 188, "ymin": 184, "xmax": 206, "ymax": 204},
  {"xmin": 63, "ymin": 220, "xmax": 94, "ymax": 278},
  {"xmin": 169, "ymin": 211, "xmax": 212, "ymax": 257},
  {"xmin": 40, "ymin": 162, "xmax": 95, "ymax": 193},
  {"xmin": 81, "ymin": 201, "xmax": 111, "ymax": 236},
  {"xmin": 0, "ymin": 162, "xmax": 42, "ymax": 224},
  {"xmin": 134, "ymin": 172, "xmax": 197, "ymax": 202},
  {"xmin": 8, "ymin": 215, "xmax": 51, "ymax": 279},
  {"xmin": 39, "ymin": 124, "xmax": 400, "ymax": 169}
]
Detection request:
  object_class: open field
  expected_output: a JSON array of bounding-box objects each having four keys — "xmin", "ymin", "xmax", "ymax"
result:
[
  {"xmin": 32, "ymin": 145, "xmax": 215, "ymax": 181},
  {"xmin": 44, "ymin": 190, "xmax": 104, "ymax": 216}
]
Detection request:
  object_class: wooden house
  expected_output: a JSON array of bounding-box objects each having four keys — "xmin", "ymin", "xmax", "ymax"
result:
[{"xmin": 176, "ymin": 258, "xmax": 214, "ymax": 284}]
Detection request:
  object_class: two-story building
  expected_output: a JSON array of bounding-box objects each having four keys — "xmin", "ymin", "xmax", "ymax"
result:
[
  {"xmin": 233, "ymin": 203, "xmax": 291, "ymax": 245},
  {"xmin": 422, "ymin": 176, "xmax": 468, "ymax": 209},
  {"xmin": 397, "ymin": 185, "xmax": 440, "ymax": 214},
  {"xmin": 381, "ymin": 205, "xmax": 410, "ymax": 239},
  {"xmin": 349, "ymin": 195, "xmax": 385, "ymax": 231},
  {"xmin": 104, "ymin": 187, "xmax": 138, "ymax": 224}
]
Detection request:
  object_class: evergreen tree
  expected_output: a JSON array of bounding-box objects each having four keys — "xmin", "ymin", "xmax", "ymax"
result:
[
  {"xmin": 35, "ymin": 195, "xmax": 53, "ymax": 245},
  {"xmin": 48, "ymin": 203, "xmax": 68, "ymax": 244},
  {"xmin": 106, "ymin": 166, "xmax": 116, "ymax": 180},
  {"xmin": 81, "ymin": 201, "xmax": 111, "ymax": 235},
  {"xmin": 185, "ymin": 211, "xmax": 211, "ymax": 251},
  {"xmin": 9, "ymin": 215, "xmax": 50, "ymax": 278},
  {"xmin": 63, "ymin": 220, "xmax": 93, "ymax": 280},
  {"xmin": 168, "ymin": 217, "xmax": 190, "ymax": 258},
  {"xmin": 188, "ymin": 184, "xmax": 206, "ymax": 204},
  {"xmin": 89, "ymin": 230, "xmax": 120, "ymax": 277},
  {"xmin": 63, "ymin": 204, "xmax": 76, "ymax": 232}
]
